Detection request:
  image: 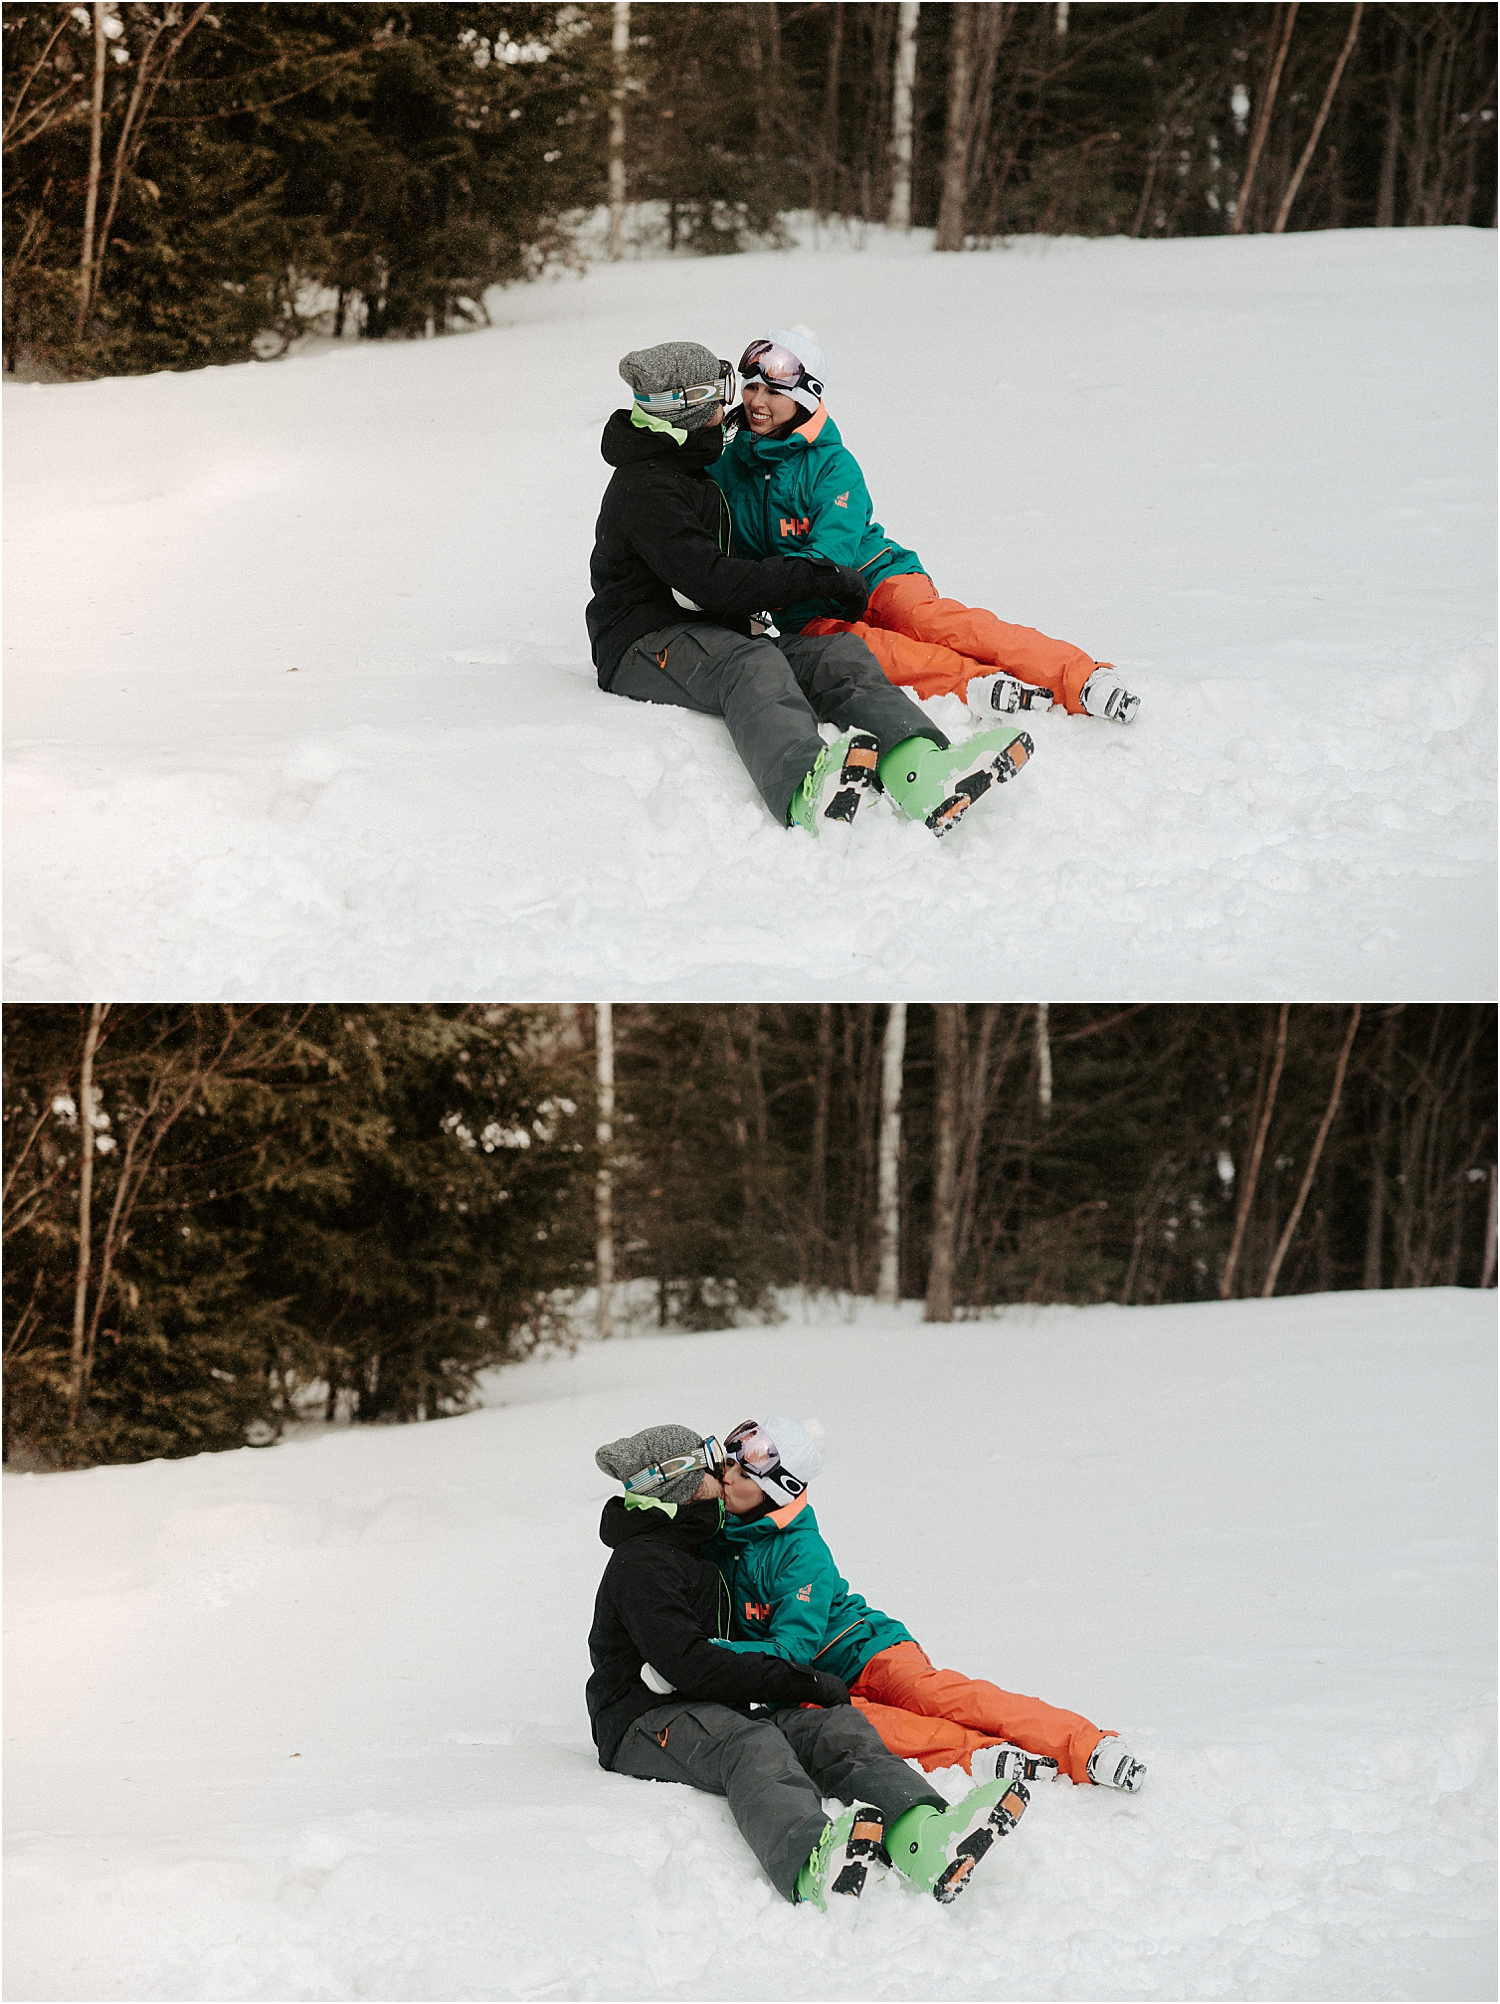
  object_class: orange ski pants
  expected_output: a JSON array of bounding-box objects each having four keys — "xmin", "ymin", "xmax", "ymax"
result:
[
  {"xmin": 801, "ymin": 572, "xmax": 1099, "ymax": 714},
  {"xmin": 849, "ymin": 1639, "xmax": 1109, "ymax": 1782}
]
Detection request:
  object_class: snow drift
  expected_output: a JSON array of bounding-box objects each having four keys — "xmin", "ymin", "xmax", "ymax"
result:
[
  {"xmin": 4, "ymin": 225, "xmax": 1494, "ymax": 1000},
  {"xmin": 5, "ymin": 1287, "xmax": 1495, "ymax": 2001}
]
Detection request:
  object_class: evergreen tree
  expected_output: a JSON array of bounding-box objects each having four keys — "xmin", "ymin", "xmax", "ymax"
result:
[{"xmin": 2, "ymin": 1004, "xmax": 591, "ymax": 1467}]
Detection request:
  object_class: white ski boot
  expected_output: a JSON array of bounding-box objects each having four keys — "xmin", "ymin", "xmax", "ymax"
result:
[
  {"xmin": 1088, "ymin": 1737, "xmax": 1147, "ymax": 1792},
  {"xmin": 971, "ymin": 1743, "xmax": 1060, "ymax": 1786},
  {"xmin": 966, "ymin": 670, "xmax": 1054, "ymax": 718},
  {"xmin": 1080, "ymin": 665, "xmax": 1141, "ymax": 725}
]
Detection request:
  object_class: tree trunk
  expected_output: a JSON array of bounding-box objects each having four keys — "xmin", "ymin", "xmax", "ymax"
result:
[
  {"xmin": 1376, "ymin": 21, "xmax": 1406, "ymax": 226},
  {"xmin": 1363, "ymin": 1004, "xmax": 1401, "ymax": 1287},
  {"xmin": 607, "ymin": 1, "xmax": 630, "ymax": 261},
  {"xmin": 1035, "ymin": 1002, "xmax": 1053, "ymax": 1122},
  {"xmin": 934, "ymin": 3, "xmax": 975, "ymax": 249},
  {"xmin": 876, "ymin": 1003, "xmax": 906, "ymax": 1304},
  {"xmin": 887, "ymin": 2, "xmax": 920, "ymax": 229},
  {"xmin": 746, "ymin": 0, "xmax": 780, "ymax": 155},
  {"xmin": 596, "ymin": 1003, "xmax": 615, "ymax": 1338},
  {"xmin": 1131, "ymin": 125, "xmax": 1170, "ymax": 236},
  {"xmin": 1232, "ymin": 2, "xmax": 1300, "ymax": 234},
  {"xmin": 67, "ymin": 1003, "xmax": 106, "ymax": 1426},
  {"xmin": 925, "ymin": 1006, "xmax": 962, "ymax": 1322},
  {"xmin": 1221, "ymin": 1004, "xmax": 1289, "ymax": 1298},
  {"xmin": 809, "ymin": 1004, "xmax": 833, "ymax": 1287},
  {"xmin": 1272, "ymin": 3, "xmax": 1362, "ymax": 232},
  {"xmin": 1261, "ymin": 1005, "xmax": 1362, "ymax": 1297},
  {"xmin": 953, "ymin": 1003, "xmax": 1003, "ymax": 1279},
  {"xmin": 822, "ymin": 2, "xmax": 845, "ymax": 218},
  {"xmin": 745, "ymin": 1004, "xmax": 766, "ymax": 1229},
  {"xmin": 1482, "ymin": 1167, "xmax": 1497, "ymax": 1289},
  {"xmin": 934, "ymin": 3, "xmax": 1007, "ymax": 251},
  {"xmin": 76, "ymin": 1, "xmax": 107, "ymax": 338}
]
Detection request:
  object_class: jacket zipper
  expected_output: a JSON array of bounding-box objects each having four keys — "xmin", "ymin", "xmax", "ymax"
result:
[{"xmin": 814, "ymin": 1616, "xmax": 868, "ymax": 1661}]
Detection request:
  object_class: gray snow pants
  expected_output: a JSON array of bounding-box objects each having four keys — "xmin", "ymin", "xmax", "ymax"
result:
[
  {"xmin": 607, "ymin": 621, "xmax": 947, "ymax": 825},
  {"xmin": 610, "ymin": 1700, "xmax": 946, "ymax": 1901}
]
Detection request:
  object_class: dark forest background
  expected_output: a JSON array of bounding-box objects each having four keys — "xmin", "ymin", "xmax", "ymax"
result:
[
  {"xmin": 5, "ymin": 1002, "xmax": 1494, "ymax": 1470},
  {"xmin": 3, "ymin": 2, "xmax": 1494, "ymax": 379}
]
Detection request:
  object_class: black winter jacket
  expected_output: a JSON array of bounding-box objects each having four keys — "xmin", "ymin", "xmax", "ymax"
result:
[
  {"xmin": 586, "ymin": 1495, "xmax": 849, "ymax": 1769},
  {"xmin": 585, "ymin": 412, "xmax": 871, "ymax": 687}
]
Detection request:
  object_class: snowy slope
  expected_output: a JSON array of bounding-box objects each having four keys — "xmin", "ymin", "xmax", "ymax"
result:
[
  {"xmin": 5, "ymin": 1288, "xmax": 1495, "ymax": 2003},
  {"xmin": 4, "ymin": 225, "xmax": 1494, "ymax": 1002}
]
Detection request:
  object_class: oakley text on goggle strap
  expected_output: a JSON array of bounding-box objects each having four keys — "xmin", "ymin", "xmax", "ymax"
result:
[
  {"xmin": 622, "ymin": 1435, "xmax": 726, "ymax": 1495},
  {"xmin": 738, "ymin": 341, "xmax": 824, "ymax": 402},
  {"xmin": 633, "ymin": 361, "xmax": 737, "ymax": 418}
]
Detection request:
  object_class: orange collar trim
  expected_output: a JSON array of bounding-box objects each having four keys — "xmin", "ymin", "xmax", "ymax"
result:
[
  {"xmin": 768, "ymin": 1488, "xmax": 811, "ymax": 1530},
  {"xmin": 794, "ymin": 401, "xmax": 828, "ymax": 445}
]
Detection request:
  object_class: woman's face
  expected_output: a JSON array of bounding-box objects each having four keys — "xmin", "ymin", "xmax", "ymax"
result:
[
  {"xmin": 720, "ymin": 1459, "xmax": 768, "ymax": 1515},
  {"xmin": 742, "ymin": 380, "xmax": 802, "ymax": 435}
]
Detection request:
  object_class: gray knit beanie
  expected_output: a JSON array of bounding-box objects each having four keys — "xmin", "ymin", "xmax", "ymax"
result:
[
  {"xmin": 596, "ymin": 1424, "xmax": 711, "ymax": 1506},
  {"xmin": 619, "ymin": 342, "xmax": 724, "ymax": 432}
]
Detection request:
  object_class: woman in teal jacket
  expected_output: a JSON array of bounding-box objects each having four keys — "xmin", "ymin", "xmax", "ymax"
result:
[
  {"xmin": 711, "ymin": 330, "xmax": 1142, "ymax": 726},
  {"xmin": 708, "ymin": 1414, "xmax": 1146, "ymax": 1792}
]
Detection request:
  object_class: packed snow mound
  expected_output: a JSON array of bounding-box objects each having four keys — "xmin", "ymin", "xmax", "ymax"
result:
[
  {"xmin": 4, "ymin": 226, "xmax": 1495, "ymax": 1000},
  {"xmin": 5, "ymin": 1289, "xmax": 1495, "ymax": 2002}
]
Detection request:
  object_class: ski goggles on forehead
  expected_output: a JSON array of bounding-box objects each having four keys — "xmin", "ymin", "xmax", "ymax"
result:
[
  {"xmin": 621, "ymin": 1435, "xmax": 726, "ymax": 1495},
  {"xmin": 738, "ymin": 340, "xmax": 824, "ymax": 401},
  {"xmin": 724, "ymin": 1419, "xmax": 780, "ymax": 1474},
  {"xmin": 633, "ymin": 361, "xmax": 736, "ymax": 418},
  {"xmin": 725, "ymin": 1419, "xmax": 806, "ymax": 1500}
]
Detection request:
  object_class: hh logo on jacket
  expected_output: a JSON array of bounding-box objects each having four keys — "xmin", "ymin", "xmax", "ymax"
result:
[
  {"xmin": 779, "ymin": 516, "xmax": 811, "ymax": 538},
  {"xmin": 834, "ymin": 491, "xmax": 850, "ymax": 508},
  {"xmin": 796, "ymin": 1584, "xmax": 813, "ymax": 1602},
  {"xmin": 745, "ymin": 1600, "xmax": 771, "ymax": 1623}
]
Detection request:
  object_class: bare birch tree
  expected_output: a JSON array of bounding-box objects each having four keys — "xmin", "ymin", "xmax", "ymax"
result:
[
  {"xmin": 1273, "ymin": 3, "xmax": 1363, "ymax": 232},
  {"xmin": 1261, "ymin": 1005, "xmax": 1362, "ymax": 1296},
  {"xmin": 65, "ymin": 1002, "xmax": 106, "ymax": 1424},
  {"xmin": 1035, "ymin": 1002, "xmax": 1053, "ymax": 1122},
  {"xmin": 887, "ymin": 1, "xmax": 920, "ymax": 230},
  {"xmin": 1221, "ymin": 1004, "xmax": 1290, "ymax": 1297},
  {"xmin": 1232, "ymin": 2, "xmax": 1300, "ymax": 233},
  {"xmin": 75, "ymin": 1, "xmax": 106, "ymax": 337}
]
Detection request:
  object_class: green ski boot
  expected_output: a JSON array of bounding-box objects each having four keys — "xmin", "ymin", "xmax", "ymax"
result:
[
  {"xmin": 886, "ymin": 1778, "xmax": 1029, "ymax": 1904},
  {"xmin": 794, "ymin": 1804, "xmax": 888, "ymax": 1909},
  {"xmin": 879, "ymin": 728, "xmax": 1034, "ymax": 838},
  {"xmin": 787, "ymin": 732, "xmax": 883, "ymax": 834}
]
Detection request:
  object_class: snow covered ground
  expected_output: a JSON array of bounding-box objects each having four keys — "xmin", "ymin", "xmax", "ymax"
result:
[
  {"xmin": 5, "ymin": 1288, "xmax": 1494, "ymax": 2003},
  {"xmin": 4, "ymin": 224, "xmax": 1494, "ymax": 1001}
]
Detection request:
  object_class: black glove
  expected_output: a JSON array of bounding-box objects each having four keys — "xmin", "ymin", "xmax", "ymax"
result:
[
  {"xmin": 783, "ymin": 1665, "xmax": 851, "ymax": 1708},
  {"xmin": 802, "ymin": 562, "xmax": 871, "ymax": 620}
]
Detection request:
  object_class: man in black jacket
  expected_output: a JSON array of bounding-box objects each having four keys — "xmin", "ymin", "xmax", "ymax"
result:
[
  {"xmin": 586, "ymin": 341, "xmax": 950, "ymax": 832},
  {"xmin": 588, "ymin": 1425, "xmax": 1029, "ymax": 1909}
]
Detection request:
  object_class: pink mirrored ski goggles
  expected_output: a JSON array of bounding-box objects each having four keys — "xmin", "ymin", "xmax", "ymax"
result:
[
  {"xmin": 738, "ymin": 340, "xmax": 823, "ymax": 401},
  {"xmin": 723, "ymin": 1418, "xmax": 780, "ymax": 1473}
]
